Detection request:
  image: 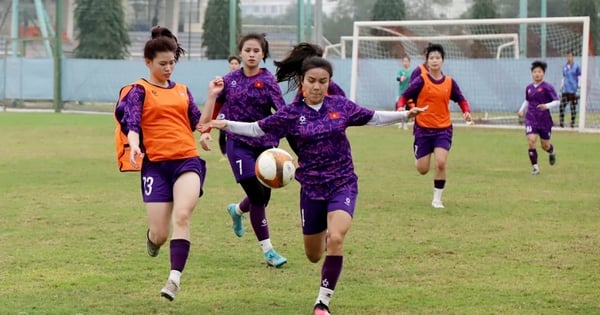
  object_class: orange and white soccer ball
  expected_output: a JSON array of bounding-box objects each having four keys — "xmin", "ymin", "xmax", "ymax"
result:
[{"xmin": 255, "ymin": 148, "xmax": 296, "ymax": 189}]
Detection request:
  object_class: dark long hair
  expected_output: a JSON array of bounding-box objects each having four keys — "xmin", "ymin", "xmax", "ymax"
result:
[
  {"xmin": 144, "ymin": 26, "xmax": 185, "ymax": 61},
  {"xmin": 274, "ymin": 42, "xmax": 324, "ymax": 93}
]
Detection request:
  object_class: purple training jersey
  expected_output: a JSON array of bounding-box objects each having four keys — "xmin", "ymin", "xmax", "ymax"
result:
[
  {"xmin": 258, "ymin": 95, "xmax": 375, "ymax": 200},
  {"xmin": 524, "ymin": 81, "xmax": 558, "ymax": 130},
  {"xmin": 217, "ymin": 68, "xmax": 286, "ymax": 148}
]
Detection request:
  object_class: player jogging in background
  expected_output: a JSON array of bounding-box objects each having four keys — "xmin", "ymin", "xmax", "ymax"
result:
[
  {"xmin": 559, "ymin": 51, "xmax": 581, "ymax": 128},
  {"xmin": 396, "ymin": 55, "xmax": 412, "ymax": 129},
  {"xmin": 517, "ymin": 60, "xmax": 559, "ymax": 175},
  {"xmin": 114, "ymin": 26, "xmax": 206, "ymax": 301},
  {"xmin": 201, "ymin": 56, "xmax": 425, "ymax": 315},
  {"xmin": 199, "ymin": 33, "xmax": 288, "ymax": 268},
  {"xmin": 396, "ymin": 43, "xmax": 472, "ymax": 209}
]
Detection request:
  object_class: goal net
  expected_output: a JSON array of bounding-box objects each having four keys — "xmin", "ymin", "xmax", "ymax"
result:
[{"xmin": 344, "ymin": 17, "xmax": 596, "ymax": 131}]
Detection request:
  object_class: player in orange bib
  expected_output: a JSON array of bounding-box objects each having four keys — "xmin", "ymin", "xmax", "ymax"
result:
[
  {"xmin": 114, "ymin": 26, "xmax": 206, "ymax": 301},
  {"xmin": 396, "ymin": 43, "xmax": 472, "ymax": 209}
]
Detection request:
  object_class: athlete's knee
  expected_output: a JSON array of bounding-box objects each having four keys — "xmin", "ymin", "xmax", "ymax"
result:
[
  {"xmin": 306, "ymin": 251, "xmax": 323, "ymax": 263},
  {"xmin": 326, "ymin": 232, "xmax": 345, "ymax": 253},
  {"xmin": 172, "ymin": 210, "xmax": 191, "ymax": 228}
]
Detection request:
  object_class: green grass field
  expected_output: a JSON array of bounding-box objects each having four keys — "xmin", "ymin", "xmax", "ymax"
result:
[{"xmin": 1, "ymin": 112, "xmax": 599, "ymax": 315}]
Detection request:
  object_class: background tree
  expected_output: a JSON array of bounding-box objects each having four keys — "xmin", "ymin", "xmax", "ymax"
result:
[
  {"xmin": 323, "ymin": 0, "xmax": 378, "ymax": 44},
  {"xmin": 202, "ymin": 0, "xmax": 241, "ymax": 59},
  {"xmin": 469, "ymin": 0, "xmax": 498, "ymax": 18},
  {"xmin": 569, "ymin": 0, "xmax": 599, "ymax": 54},
  {"xmin": 73, "ymin": 0, "xmax": 130, "ymax": 59},
  {"xmin": 371, "ymin": 0, "xmax": 406, "ymax": 21}
]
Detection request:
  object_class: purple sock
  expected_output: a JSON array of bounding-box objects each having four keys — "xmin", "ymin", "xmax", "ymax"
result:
[
  {"xmin": 528, "ymin": 148, "xmax": 538, "ymax": 165},
  {"xmin": 434, "ymin": 179, "xmax": 446, "ymax": 189},
  {"xmin": 239, "ymin": 197, "xmax": 250, "ymax": 213},
  {"xmin": 321, "ymin": 255, "xmax": 343, "ymax": 290},
  {"xmin": 170, "ymin": 239, "xmax": 190, "ymax": 272},
  {"xmin": 249, "ymin": 203, "xmax": 269, "ymax": 241},
  {"xmin": 546, "ymin": 144, "xmax": 554, "ymax": 154}
]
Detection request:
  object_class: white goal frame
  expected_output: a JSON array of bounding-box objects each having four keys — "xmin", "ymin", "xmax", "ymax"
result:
[
  {"xmin": 327, "ymin": 34, "xmax": 519, "ymax": 60},
  {"xmin": 350, "ymin": 17, "xmax": 591, "ymax": 131}
]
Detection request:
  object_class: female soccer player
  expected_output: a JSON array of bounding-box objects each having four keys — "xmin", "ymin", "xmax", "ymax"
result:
[
  {"xmin": 396, "ymin": 43, "xmax": 472, "ymax": 209},
  {"xmin": 396, "ymin": 55, "xmax": 412, "ymax": 129},
  {"xmin": 199, "ymin": 33, "xmax": 288, "ymax": 268},
  {"xmin": 517, "ymin": 60, "xmax": 559, "ymax": 175},
  {"xmin": 274, "ymin": 41, "xmax": 346, "ymax": 100},
  {"xmin": 114, "ymin": 26, "xmax": 205, "ymax": 301},
  {"xmin": 274, "ymin": 42, "xmax": 346, "ymax": 152},
  {"xmin": 201, "ymin": 56, "xmax": 425, "ymax": 315},
  {"xmin": 217, "ymin": 55, "xmax": 242, "ymax": 161},
  {"xmin": 559, "ymin": 51, "xmax": 581, "ymax": 128}
]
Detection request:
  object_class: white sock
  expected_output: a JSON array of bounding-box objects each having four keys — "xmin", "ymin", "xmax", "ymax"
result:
[
  {"xmin": 169, "ymin": 270, "xmax": 182, "ymax": 286},
  {"xmin": 259, "ymin": 239, "xmax": 273, "ymax": 253},
  {"xmin": 433, "ymin": 188, "xmax": 444, "ymax": 202},
  {"xmin": 235, "ymin": 204, "xmax": 243, "ymax": 216},
  {"xmin": 533, "ymin": 164, "xmax": 539, "ymax": 170},
  {"xmin": 315, "ymin": 287, "xmax": 334, "ymax": 307}
]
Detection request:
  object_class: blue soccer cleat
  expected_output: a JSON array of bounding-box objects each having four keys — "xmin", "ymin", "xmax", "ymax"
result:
[
  {"xmin": 227, "ymin": 203, "xmax": 244, "ymax": 237},
  {"xmin": 264, "ymin": 248, "xmax": 287, "ymax": 268}
]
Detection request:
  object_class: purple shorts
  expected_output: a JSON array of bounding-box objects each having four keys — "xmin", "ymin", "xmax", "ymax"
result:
[
  {"xmin": 299, "ymin": 185, "xmax": 357, "ymax": 235},
  {"xmin": 525, "ymin": 124, "xmax": 552, "ymax": 140},
  {"xmin": 226, "ymin": 140, "xmax": 272, "ymax": 182},
  {"xmin": 413, "ymin": 126, "xmax": 453, "ymax": 159},
  {"xmin": 140, "ymin": 157, "xmax": 206, "ymax": 203}
]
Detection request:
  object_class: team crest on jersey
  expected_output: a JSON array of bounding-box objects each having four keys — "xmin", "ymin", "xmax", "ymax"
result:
[
  {"xmin": 254, "ymin": 80, "xmax": 264, "ymax": 89},
  {"xmin": 329, "ymin": 111, "xmax": 340, "ymax": 119}
]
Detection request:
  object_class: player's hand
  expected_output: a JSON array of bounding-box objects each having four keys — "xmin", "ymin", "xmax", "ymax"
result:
[
  {"xmin": 537, "ymin": 103, "xmax": 549, "ymax": 111},
  {"xmin": 406, "ymin": 105, "xmax": 428, "ymax": 118},
  {"xmin": 463, "ymin": 112, "xmax": 474, "ymax": 125},
  {"xmin": 129, "ymin": 145, "xmax": 144, "ymax": 169},
  {"xmin": 208, "ymin": 76, "xmax": 224, "ymax": 97},
  {"xmin": 199, "ymin": 132, "xmax": 212, "ymax": 151},
  {"xmin": 517, "ymin": 110, "xmax": 523, "ymax": 118}
]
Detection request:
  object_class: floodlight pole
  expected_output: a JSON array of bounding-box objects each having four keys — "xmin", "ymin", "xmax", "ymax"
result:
[
  {"xmin": 541, "ymin": 0, "xmax": 547, "ymax": 58},
  {"xmin": 519, "ymin": 0, "xmax": 527, "ymax": 57},
  {"xmin": 54, "ymin": 0, "xmax": 63, "ymax": 112},
  {"xmin": 297, "ymin": 0, "xmax": 305, "ymax": 42},
  {"xmin": 229, "ymin": 0, "xmax": 236, "ymax": 56}
]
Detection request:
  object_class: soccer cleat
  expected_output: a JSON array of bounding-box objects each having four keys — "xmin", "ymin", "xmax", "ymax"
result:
[
  {"xmin": 531, "ymin": 168, "xmax": 540, "ymax": 175},
  {"xmin": 264, "ymin": 248, "xmax": 287, "ymax": 268},
  {"xmin": 431, "ymin": 200, "xmax": 445, "ymax": 209},
  {"xmin": 227, "ymin": 203, "xmax": 244, "ymax": 237},
  {"xmin": 146, "ymin": 229, "xmax": 160, "ymax": 257},
  {"xmin": 549, "ymin": 153, "xmax": 556, "ymax": 166},
  {"xmin": 313, "ymin": 302, "xmax": 331, "ymax": 315},
  {"xmin": 160, "ymin": 279, "xmax": 179, "ymax": 301}
]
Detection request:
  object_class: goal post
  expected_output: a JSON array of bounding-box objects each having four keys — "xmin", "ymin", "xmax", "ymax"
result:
[
  {"xmin": 349, "ymin": 17, "xmax": 593, "ymax": 131},
  {"xmin": 326, "ymin": 34, "xmax": 519, "ymax": 60}
]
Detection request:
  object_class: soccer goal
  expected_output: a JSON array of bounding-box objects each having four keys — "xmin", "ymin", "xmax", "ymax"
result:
[{"xmin": 348, "ymin": 17, "xmax": 596, "ymax": 131}]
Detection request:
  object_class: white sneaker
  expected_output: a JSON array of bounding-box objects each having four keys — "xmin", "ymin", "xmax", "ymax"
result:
[
  {"xmin": 431, "ymin": 200, "xmax": 445, "ymax": 208},
  {"xmin": 160, "ymin": 279, "xmax": 179, "ymax": 301}
]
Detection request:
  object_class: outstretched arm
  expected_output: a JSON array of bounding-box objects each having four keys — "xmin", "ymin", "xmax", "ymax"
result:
[
  {"xmin": 203, "ymin": 120, "xmax": 266, "ymax": 137},
  {"xmin": 367, "ymin": 106, "xmax": 427, "ymax": 126}
]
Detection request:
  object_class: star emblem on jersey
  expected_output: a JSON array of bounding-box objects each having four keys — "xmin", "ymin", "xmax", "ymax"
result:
[{"xmin": 254, "ymin": 80, "xmax": 264, "ymax": 89}]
